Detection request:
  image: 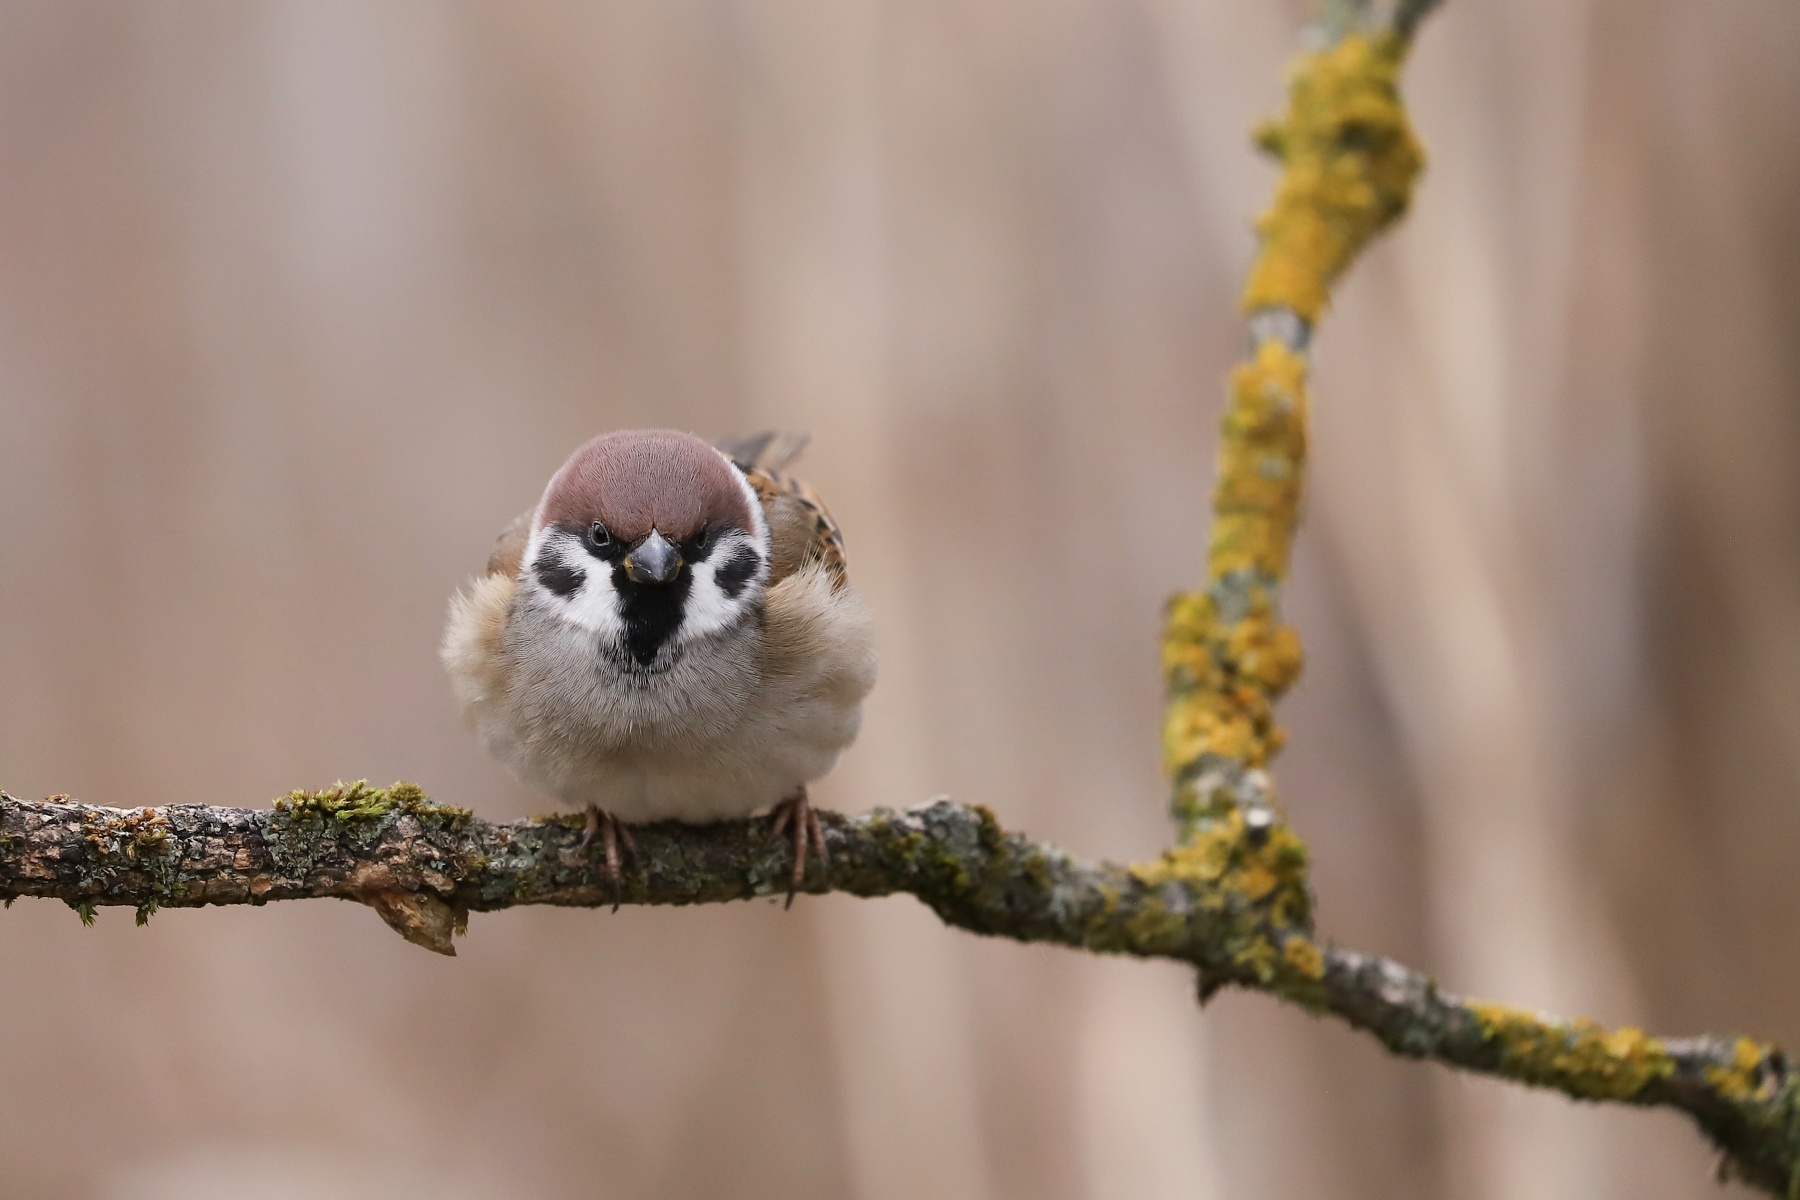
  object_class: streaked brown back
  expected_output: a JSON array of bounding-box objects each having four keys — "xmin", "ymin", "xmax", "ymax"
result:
[{"xmin": 721, "ymin": 432, "xmax": 850, "ymax": 590}]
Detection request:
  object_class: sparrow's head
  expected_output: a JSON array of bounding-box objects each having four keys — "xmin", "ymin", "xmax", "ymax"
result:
[{"xmin": 525, "ymin": 429, "xmax": 769, "ymax": 669}]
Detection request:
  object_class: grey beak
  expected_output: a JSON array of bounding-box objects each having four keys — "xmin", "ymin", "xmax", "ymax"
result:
[{"xmin": 624, "ymin": 529, "xmax": 682, "ymax": 585}]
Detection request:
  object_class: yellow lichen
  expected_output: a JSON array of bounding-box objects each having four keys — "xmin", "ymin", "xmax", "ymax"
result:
[
  {"xmin": 1234, "ymin": 937, "xmax": 1279, "ymax": 983},
  {"xmin": 1468, "ymin": 1002, "xmax": 1677, "ymax": 1101},
  {"xmin": 1160, "ymin": 595, "xmax": 1302, "ymax": 780},
  {"xmin": 1705, "ymin": 1037, "xmax": 1780, "ymax": 1104},
  {"xmin": 1242, "ymin": 32, "xmax": 1425, "ymax": 321},
  {"xmin": 1160, "ymin": 338, "xmax": 1312, "ymax": 783},
  {"xmin": 1208, "ymin": 340, "xmax": 1310, "ymax": 580},
  {"xmin": 1282, "ymin": 934, "xmax": 1326, "ymax": 981},
  {"xmin": 1130, "ymin": 807, "xmax": 1314, "ymax": 985},
  {"xmin": 1237, "ymin": 861, "xmax": 1280, "ymax": 902},
  {"xmin": 1153, "ymin": 26, "xmax": 1426, "ymax": 997}
]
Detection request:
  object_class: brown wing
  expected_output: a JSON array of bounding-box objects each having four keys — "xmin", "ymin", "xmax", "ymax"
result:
[
  {"xmin": 720, "ymin": 432, "xmax": 849, "ymax": 590},
  {"xmin": 485, "ymin": 510, "xmax": 533, "ymax": 577}
]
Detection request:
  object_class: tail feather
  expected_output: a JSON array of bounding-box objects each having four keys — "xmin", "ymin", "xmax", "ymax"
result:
[{"xmin": 717, "ymin": 430, "xmax": 811, "ymax": 474}]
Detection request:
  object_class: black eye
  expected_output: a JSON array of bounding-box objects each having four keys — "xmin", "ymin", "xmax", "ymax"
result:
[
  {"xmin": 694, "ymin": 526, "xmax": 710, "ymax": 549},
  {"xmin": 588, "ymin": 521, "xmax": 611, "ymax": 549}
]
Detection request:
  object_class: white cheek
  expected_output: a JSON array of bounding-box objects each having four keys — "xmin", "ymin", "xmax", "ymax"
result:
[
  {"xmin": 679, "ymin": 571, "xmax": 741, "ymax": 641},
  {"xmin": 563, "ymin": 570, "xmax": 625, "ymax": 638},
  {"xmin": 678, "ymin": 533, "xmax": 764, "ymax": 642},
  {"xmin": 526, "ymin": 529, "xmax": 623, "ymax": 638}
]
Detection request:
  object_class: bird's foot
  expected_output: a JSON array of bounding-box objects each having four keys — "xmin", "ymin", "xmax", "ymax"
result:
[
  {"xmin": 577, "ymin": 805, "xmax": 638, "ymax": 909},
  {"xmin": 767, "ymin": 786, "xmax": 829, "ymax": 909}
]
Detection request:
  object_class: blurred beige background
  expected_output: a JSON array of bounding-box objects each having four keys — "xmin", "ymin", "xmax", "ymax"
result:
[{"xmin": 0, "ymin": 1, "xmax": 1796, "ymax": 1197}]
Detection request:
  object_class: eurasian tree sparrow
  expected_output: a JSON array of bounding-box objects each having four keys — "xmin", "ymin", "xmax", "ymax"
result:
[{"xmin": 441, "ymin": 429, "xmax": 877, "ymax": 900}]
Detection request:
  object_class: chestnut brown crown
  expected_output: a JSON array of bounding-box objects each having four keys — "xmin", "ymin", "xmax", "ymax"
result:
[{"xmin": 537, "ymin": 429, "xmax": 757, "ymax": 544}]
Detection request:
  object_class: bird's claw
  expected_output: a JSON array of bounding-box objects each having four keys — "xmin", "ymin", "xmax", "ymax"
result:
[
  {"xmin": 578, "ymin": 805, "xmax": 638, "ymax": 910},
  {"xmin": 768, "ymin": 788, "xmax": 829, "ymax": 909}
]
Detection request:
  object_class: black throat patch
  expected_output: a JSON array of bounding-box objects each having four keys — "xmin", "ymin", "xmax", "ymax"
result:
[{"xmin": 614, "ymin": 565, "xmax": 692, "ymax": 667}]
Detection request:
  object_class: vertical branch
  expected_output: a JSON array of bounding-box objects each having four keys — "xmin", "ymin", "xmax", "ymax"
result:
[
  {"xmin": 1148, "ymin": 15, "xmax": 1427, "ymax": 994},
  {"xmin": 1160, "ymin": 18, "xmax": 1426, "ymax": 837},
  {"xmin": 1148, "ymin": 10, "xmax": 1800, "ymax": 1192}
]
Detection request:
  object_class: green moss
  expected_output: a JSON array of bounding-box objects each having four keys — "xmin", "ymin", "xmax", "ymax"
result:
[
  {"xmin": 1018, "ymin": 847, "xmax": 1055, "ymax": 894},
  {"xmin": 888, "ymin": 826, "xmax": 926, "ymax": 861},
  {"xmin": 1130, "ymin": 898, "xmax": 1195, "ymax": 949},
  {"xmin": 73, "ymin": 900, "xmax": 96, "ymax": 927},
  {"xmin": 264, "ymin": 781, "xmax": 474, "ymax": 891},
  {"xmin": 972, "ymin": 805, "xmax": 1005, "ymax": 856},
  {"xmin": 275, "ymin": 780, "xmax": 470, "ymax": 827},
  {"xmin": 65, "ymin": 807, "xmax": 183, "ymax": 920},
  {"xmin": 105, "ymin": 808, "xmax": 173, "ymax": 862},
  {"xmin": 894, "ymin": 814, "xmax": 976, "ymax": 895},
  {"xmin": 927, "ymin": 850, "xmax": 974, "ymax": 895}
]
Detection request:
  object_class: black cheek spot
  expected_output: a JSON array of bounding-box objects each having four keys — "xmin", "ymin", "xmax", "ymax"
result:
[
  {"xmin": 534, "ymin": 556, "xmax": 586, "ymax": 598},
  {"xmin": 715, "ymin": 545, "xmax": 761, "ymax": 599}
]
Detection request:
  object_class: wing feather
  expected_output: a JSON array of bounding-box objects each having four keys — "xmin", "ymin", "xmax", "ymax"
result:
[
  {"xmin": 486, "ymin": 510, "xmax": 533, "ymax": 578},
  {"xmin": 718, "ymin": 432, "xmax": 849, "ymax": 590}
]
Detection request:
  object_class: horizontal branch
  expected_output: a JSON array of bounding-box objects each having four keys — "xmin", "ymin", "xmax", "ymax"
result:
[
  {"xmin": 1322, "ymin": 950, "xmax": 1800, "ymax": 1195},
  {"xmin": 3, "ymin": 783, "xmax": 1795, "ymax": 1192}
]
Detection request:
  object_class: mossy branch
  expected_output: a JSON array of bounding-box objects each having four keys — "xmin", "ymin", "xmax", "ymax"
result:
[{"xmin": 2, "ymin": 783, "xmax": 1796, "ymax": 1191}]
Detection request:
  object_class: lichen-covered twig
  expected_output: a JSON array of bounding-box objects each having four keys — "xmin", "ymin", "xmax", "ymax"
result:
[
  {"xmin": 1158, "ymin": 0, "xmax": 1425, "ymax": 1034},
  {"xmin": 1150, "ymin": 2, "xmax": 1800, "ymax": 1193},
  {"xmin": 1322, "ymin": 949, "xmax": 1800, "ymax": 1196},
  {"xmin": 1162, "ymin": 16, "xmax": 1424, "ymax": 841},
  {"xmin": 2, "ymin": 783, "xmax": 1795, "ymax": 1191}
]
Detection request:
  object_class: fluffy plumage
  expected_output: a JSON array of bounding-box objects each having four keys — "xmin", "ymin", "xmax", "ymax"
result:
[{"xmin": 442, "ymin": 429, "xmax": 876, "ymax": 825}]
